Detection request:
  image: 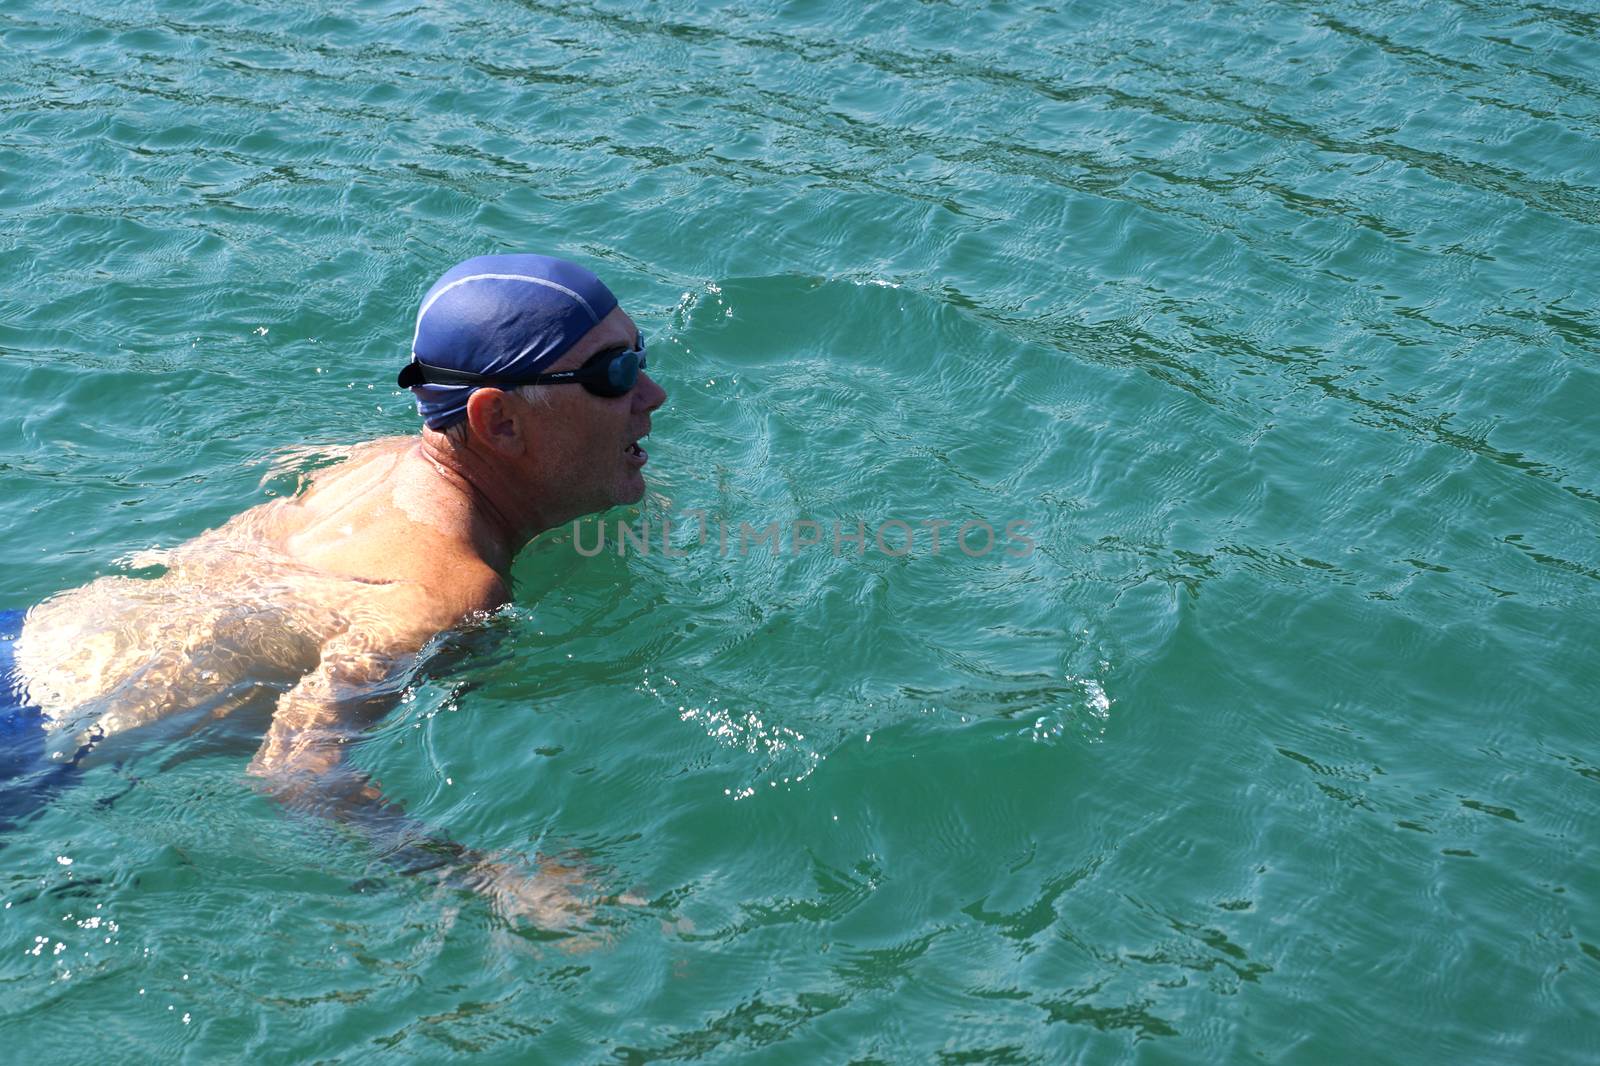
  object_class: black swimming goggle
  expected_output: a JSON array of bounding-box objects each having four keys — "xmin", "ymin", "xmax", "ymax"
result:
[{"xmin": 397, "ymin": 333, "xmax": 647, "ymax": 398}]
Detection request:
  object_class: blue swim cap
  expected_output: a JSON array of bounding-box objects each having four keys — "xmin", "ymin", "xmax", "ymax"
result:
[{"xmin": 403, "ymin": 253, "xmax": 619, "ymax": 430}]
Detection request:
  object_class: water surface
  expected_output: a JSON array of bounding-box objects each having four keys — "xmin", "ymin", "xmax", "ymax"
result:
[{"xmin": 1, "ymin": 0, "xmax": 1598, "ymax": 1061}]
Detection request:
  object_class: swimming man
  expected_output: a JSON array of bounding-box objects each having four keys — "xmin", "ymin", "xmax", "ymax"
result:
[{"xmin": 5, "ymin": 253, "xmax": 666, "ymax": 914}]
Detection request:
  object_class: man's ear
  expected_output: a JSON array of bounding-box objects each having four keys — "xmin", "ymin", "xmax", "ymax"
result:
[{"xmin": 464, "ymin": 389, "xmax": 525, "ymax": 456}]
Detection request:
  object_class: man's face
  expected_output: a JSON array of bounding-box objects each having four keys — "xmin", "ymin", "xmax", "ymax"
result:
[{"xmin": 521, "ymin": 305, "xmax": 668, "ymax": 514}]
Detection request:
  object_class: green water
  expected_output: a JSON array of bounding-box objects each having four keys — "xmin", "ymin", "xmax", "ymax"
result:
[{"xmin": 3, "ymin": 0, "xmax": 1599, "ymax": 1060}]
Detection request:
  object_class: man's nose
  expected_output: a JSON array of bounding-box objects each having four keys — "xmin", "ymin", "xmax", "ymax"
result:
[{"xmin": 636, "ymin": 371, "xmax": 667, "ymax": 413}]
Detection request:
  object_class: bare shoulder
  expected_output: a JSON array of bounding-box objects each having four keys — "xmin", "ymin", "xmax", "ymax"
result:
[
  {"xmin": 428, "ymin": 558, "xmax": 509, "ymax": 621},
  {"xmin": 327, "ymin": 562, "xmax": 505, "ymax": 667},
  {"xmin": 264, "ymin": 436, "xmax": 510, "ymax": 644}
]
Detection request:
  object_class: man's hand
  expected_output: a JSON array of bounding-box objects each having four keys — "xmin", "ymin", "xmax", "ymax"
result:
[{"xmin": 468, "ymin": 853, "xmax": 594, "ymax": 927}]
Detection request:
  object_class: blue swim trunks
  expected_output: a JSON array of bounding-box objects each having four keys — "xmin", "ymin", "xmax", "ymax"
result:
[{"xmin": 0, "ymin": 608, "xmax": 76, "ymax": 831}]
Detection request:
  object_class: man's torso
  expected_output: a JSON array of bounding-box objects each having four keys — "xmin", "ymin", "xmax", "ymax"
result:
[{"xmin": 13, "ymin": 437, "xmax": 501, "ymax": 752}]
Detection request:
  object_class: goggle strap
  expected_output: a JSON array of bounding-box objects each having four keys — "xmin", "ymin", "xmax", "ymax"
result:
[
  {"xmin": 398, "ymin": 359, "xmax": 496, "ymax": 388},
  {"xmin": 397, "ymin": 338, "xmax": 643, "ymax": 389}
]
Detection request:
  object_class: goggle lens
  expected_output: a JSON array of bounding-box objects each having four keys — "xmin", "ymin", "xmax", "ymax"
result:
[{"xmin": 583, "ymin": 334, "xmax": 646, "ymax": 397}]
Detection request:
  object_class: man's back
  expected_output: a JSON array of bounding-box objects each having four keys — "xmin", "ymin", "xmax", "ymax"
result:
[{"xmin": 14, "ymin": 438, "xmax": 499, "ymax": 758}]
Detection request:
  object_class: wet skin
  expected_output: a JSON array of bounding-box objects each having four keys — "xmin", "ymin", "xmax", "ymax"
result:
[{"xmin": 13, "ymin": 306, "xmax": 667, "ymax": 922}]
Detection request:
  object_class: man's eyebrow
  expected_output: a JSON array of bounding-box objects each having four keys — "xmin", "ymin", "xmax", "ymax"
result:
[{"xmin": 576, "ymin": 340, "xmax": 628, "ymax": 365}]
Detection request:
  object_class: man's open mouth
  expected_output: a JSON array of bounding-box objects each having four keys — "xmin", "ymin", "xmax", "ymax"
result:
[{"xmin": 625, "ymin": 437, "xmax": 648, "ymax": 464}]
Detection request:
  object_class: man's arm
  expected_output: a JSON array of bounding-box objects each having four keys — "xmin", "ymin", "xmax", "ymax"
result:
[
  {"xmin": 247, "ymin": 631, "xmax": 404, "ymax": 786},
  {"xmin": 247, "ymin": 622, "xmax": 594, "ymax": 927}
]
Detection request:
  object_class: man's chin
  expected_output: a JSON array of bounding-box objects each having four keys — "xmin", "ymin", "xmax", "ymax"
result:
[{"xmin": 616, "ymin": 474, "xmax": 647, "ymax": 506}]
